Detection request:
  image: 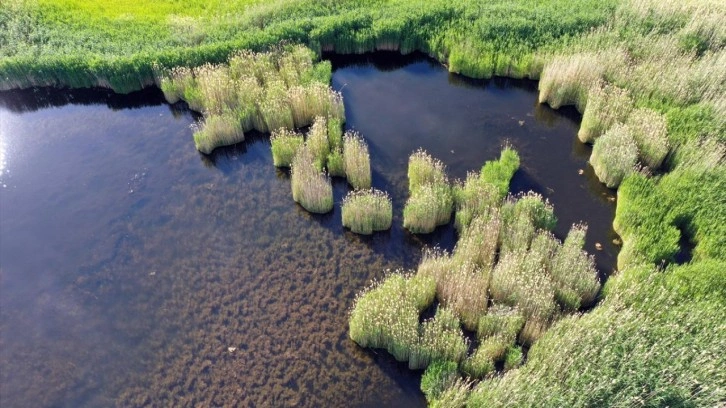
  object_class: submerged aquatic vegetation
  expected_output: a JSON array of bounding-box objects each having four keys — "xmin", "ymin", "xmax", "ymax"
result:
[
  {"xmin": 270, "ymin": 128, "xmax": 304, "ymax": 168},
  {"xmin": 590, "ymin": 123, "xmax": 639, "ymax": 188},
  {"xmin": 342, "ymin": 131, "xmax": 371, "ymax": 189},
  {"xmin": 341, "ymin": 189, "xmax": 392, "ymax": 235},
  {"xmin": 290, "ymin": 145, "xmax": 333, "ymax": 214}
]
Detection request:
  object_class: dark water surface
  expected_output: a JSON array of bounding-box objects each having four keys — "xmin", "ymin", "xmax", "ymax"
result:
[{"xmin": 0, "ymin": 52, "xmax": 616, "ymax": 407}]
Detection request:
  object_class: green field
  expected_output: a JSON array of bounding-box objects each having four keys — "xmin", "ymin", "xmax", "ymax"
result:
[{"xmin": 1, "ymin": 0, "xmax": 724, "ymax": 406}]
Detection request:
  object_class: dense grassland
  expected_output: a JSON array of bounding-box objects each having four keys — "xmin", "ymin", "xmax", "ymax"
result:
[{"xmin": 1, "ymin": 0, "xmax": 724, "ymax": 406}]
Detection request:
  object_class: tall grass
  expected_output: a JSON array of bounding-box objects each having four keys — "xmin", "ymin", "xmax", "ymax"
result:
[
  {"xmin": 290, "ymin": 145, "xmax": 333, "ymax": 214},
  {"xmin": 626, "ymin": 108, "xmax": 670, "ymax": 169},
  {"xmin": 453, "ymin": 172, "xmax": 500, "ymax": 232},
  {"xmin": 479, "ymin": 147, "xmax": 520, "ymax": 200},
  {"xmin": 342, "ymin": 130, "xmax": 372, "ymax": 189},
  {"xmin": 408, "ymin": 149, "xmax": 448, "ymax": 193},
  {"xmin": 404, "ymin": 150, "xmax": 452, "ymax": 234},
  {"xmin": 270, "ymin": 128, "xmax": 304, "ymax": 168},
  {"xmin": 157, "ymin": 45, "xmax": 345, "ymax": 152},
  {"xmin": 578, "ymin": 82, "xmax": 633, "ymax": 144},
  {"xmin": 408, "ymin": 307, "xmax": 470, "ymax": 370},
  {"xmin": 341, "ymin": 189, "xmax": 393, "ymax": 234},
  {"xmin": 307, "ymin": 116, "xmax": 330, "ymax": 171},
  {"xmin": 590, "ymin": 123, "xmax": 639, "ymax": 188},
  {"xmin": 192, "ymin": 113, "xmax": 244, "ymax": 154},
  {"xmin": 421, "ymin": 361, "xmax": 460, "ymax": 404},
  {"xmin": 326, "ymin": 148, "xmax": 346, "ymax": 177},
  {"xmin": 550, "ymin": 224, "xmax": 601, "ymax": 311}
]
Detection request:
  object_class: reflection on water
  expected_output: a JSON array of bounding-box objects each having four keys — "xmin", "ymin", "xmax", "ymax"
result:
[{"xmin": 0, "ymin": 52, "xmax": 616, "ymax": 407}]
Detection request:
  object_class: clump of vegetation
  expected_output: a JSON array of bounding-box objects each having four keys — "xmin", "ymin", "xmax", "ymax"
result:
[
  {"xmin": 578, "ymin": 82, "xmax": 633, "ymax": 144},
  {"xmin": 408, "ymin": 307, "xmax": 470, "ymax": 370},
  {"xmin": 192, "ymin": 113, "xmax": 244, "ymax": 154},
  {"xmin": 550, "ymin": 224, "xmax": 600, "ymax": 311},
  {"xmin": 270, "ymin": 128, "xmax": 303, "ymax": 168},
  {"xmin": 538, "ymin": 52, "xmax": 609, "ymax": 111},
  {"xmin": 498, "ymin": 192, "xmax": 556, "ymax": 255},
  {"xmin": 341, "ymin": 189, "xmax": 392, "ymax": 235},
  {"xmin": 403, "ymin": 183, "xmax": 454, "ymax": 234},
  {"xmin": 307, "ymin": 116, "xmax": 330, "ymax": 171},
  {"xmin": 326, "ymin": 148, "xmax": 346, "ymax": 177},
  {"xmin": 343, "ymin": 130, "xmax": 372, "ymax": 189},
  {"xmin": 157, "ymin": 45, "xmax": 344, "ymax": 153},
  {"xmin": 590, "ymin": 123, "xmax": 639, "ymax": 188},
  {"xmin": 349, "ymin": 272, "xmax": 436, "ymax": 362},
  {"xmin": 479, "ymin": 147, "xmax": 520, "ymax": 200},
  {"xmin": 290, "ymin": 145, "xmax": 333, "ymax": 214},
  {"xmin": 408, "ymin": 149, "xmax": 448, "ymax": 193},
  {"xmin": 626, "ymin": 108, "xmax": 670, "ymax": 169},
  {"xmin": 421, "ymin": 361, "xmax": 460, "ymax": 403},
  {"xmin": 453, "ymin": 172, "xmax": 500, "ymax": 232},
  {"xmin": 404, "ymin": 150, "xmax": 453, "ymax": 234},
  {"xmin": 502, "ymin": 346, "xmax": 523, "ymax": 371}
]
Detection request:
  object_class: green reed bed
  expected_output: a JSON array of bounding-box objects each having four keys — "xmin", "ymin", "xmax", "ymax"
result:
[
  {"xmin": 349, "ymin": 272, "xmax": 436, "ymax": 362},
  {"xmin": 453, "ymin": 172, "xmax": 500, "ymax": 232},
  {"xmin": 192, "ymin": 112, "xmax": 244, "ymax": 154},
  {"xmin": 157, "ymin": 45, "xmax": 344, "ymax": 153},
  {"xmin": 479, "ymin": 147, "xmax": 521, "ymax": 201},
  {"xmin": 626, "ymin": 108, "xmax": 670, "ymax": 169},
  {"xmin": 577, "ymin": 82, "xmax": 633, "ymax": 144},
  {"xmin": 498, "ymin": 192, "xmax": 556, "ymax": 255},
  {"xmin": 408, "ymin": 307, "xmax": 470, "ymax": 370},
  {"xmin": 341, "ymin": 189, "xmax": 393, "ymax": 235},
  {"xmin": 550, "ymin": 224, "xmax": 600, "ymax": 311},
  {"xmin": 307, "ymin": 116, "xmax": 330, "ymax": 171},
  {"xmin": 421, "ymin": 361, "xmax": 460, "ymax": 404},
  {"xmin": 290, "ymin": 145, "xmax": 333, "ymax": 214},
  {"xmin": 270, "ymin": 128, "xmax": 304, "ymax": 168},
  {"xmin": 326, "ymin": 148, "xmax": 346, "ymax": 177},
  {"xmin": 404, "ymin": 150, "xmax": 453, "ymax": 234},
  {"xmin": 590, "ymin": 123, "xmax": 639, "ymax": 188},
  {"xmin": 342, "ymin": 130, "xmax": 372, "ymax": 189}
]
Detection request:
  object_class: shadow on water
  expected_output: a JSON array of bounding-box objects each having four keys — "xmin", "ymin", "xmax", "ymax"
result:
[{"xmin": 0, "ymin": 51, "xmax": 617, "ymax": 408}]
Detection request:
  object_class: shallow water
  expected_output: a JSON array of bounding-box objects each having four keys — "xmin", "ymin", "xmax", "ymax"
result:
[{"xmin": 0, "ymin": 52, "xmax": 616, "ymax": 407}]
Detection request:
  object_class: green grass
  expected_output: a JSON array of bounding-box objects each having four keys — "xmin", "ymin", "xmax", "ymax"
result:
[
  {"xmin": 342, "ymin": 130, "xmax": 372, "ymax": 189},
  {"xmin": 270, "ymin": 128, "xmax": 304, "ymax": 167},
  {"xmin": 341, "ymin": 189, "xmax": 393, "ymax": 235},
  {"xmin": 290, "ymin": 144, "xmax": 333, "ymax": 214}
]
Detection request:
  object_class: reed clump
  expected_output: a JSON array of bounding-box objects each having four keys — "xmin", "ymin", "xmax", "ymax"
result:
[
  {"xmin": 408, "ymin": 149, "xmax": 448, "ymax": 193},
  {"xmin": 550, "ymin": 224, "xmax": 601, "ymax": 311},
  {"xmin": 343, "ymin": 131, "xmax": 372, "ymax": 189},
  {"xmin": 270, "ymin": 128, "xmax": 303, "ymax": 168},
  {"xmin": 326, "ymin": 148, "xmax": 346, "ymax": 177},
  {"xmin": 590, "ymin": 123, "xmax": 639, "ymax": 188},
  {"xmin": 408, "ymin": 307, "xmax": 470, "ymax": 370},
  {"xmin": 421, "ymin": 361, "xmax": 460, "ymax": 404},
  {"xmin": 578, "ymin": 82, "xmax": 633, "ymax": 144},
  {"xmin": 307, "ymin": 116, "xmax": 330, "ymax": 171},
  {"xmin": 349, "ymin": 272, "xmax": 436, "ymax": 362},
  {"xmin": 453, "ymin": 172, "xmax": 500, "ymax": 232},
  {"xmin": 158, "ymin": 45, "xmax": 345, "ymax": 153},
  {"xmin": 341, "ymin": 189, "xmax": 393, "ymax": 235},
  {"xmin": 626, "ymin": 108, "xmax": 670, "ymax": 169},
  {"xmin": 290, "ymin": 145, "xmax": 333, "ymax": 214},
  {"xmin": 479, "ymin": 147, "xmax": 520, "ymax": 201},
  {"xmin": 404, "ymin": 150, "xmax": 453, "ymax": 234},
  {"xmin": 192, "ymin": 113, "xmax": 244, "ymax": 154}
]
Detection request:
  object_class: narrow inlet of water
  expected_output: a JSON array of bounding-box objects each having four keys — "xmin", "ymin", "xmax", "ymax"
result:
[{"xmin": 0, "ymin": 52, "xmax": 617, "ymax": 408}]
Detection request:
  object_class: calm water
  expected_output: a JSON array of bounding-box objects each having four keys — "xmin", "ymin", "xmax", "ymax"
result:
[{"xmin": 0, "ymin": 52, "xmax": 617, "ymax": 407}]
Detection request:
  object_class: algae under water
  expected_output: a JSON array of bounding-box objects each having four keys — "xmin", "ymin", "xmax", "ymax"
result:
[{"xmin": 0, "ymin": 52, "xmax": 616, "ymax": 407}]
